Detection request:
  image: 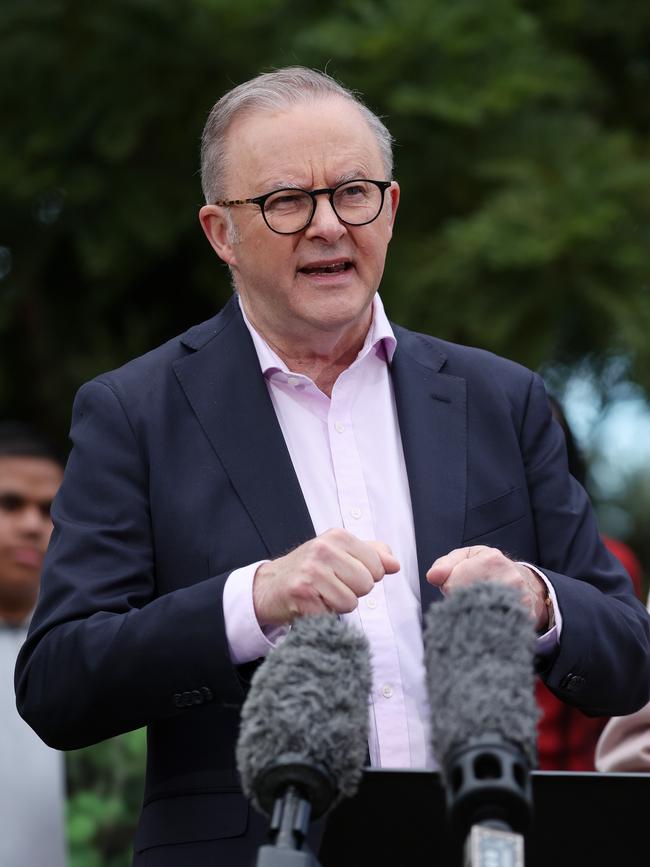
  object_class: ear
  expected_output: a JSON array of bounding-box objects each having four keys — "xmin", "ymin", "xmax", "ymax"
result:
[
  {"xmin": 386, "ymin": 181, "xmax": 400, "ymax": 239},
  {"xmin": 198, "ymin": 205, "xmax": 238, "ymax": 267}
]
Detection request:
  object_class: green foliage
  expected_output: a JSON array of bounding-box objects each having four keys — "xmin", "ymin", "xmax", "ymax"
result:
[
  {"xmin": 65, "ymin": 728, "xmax": 146, "ymax": 867},
  {"xmin": 3, "ymin": 0, "xmax": 650, "ymax": 859},
  {"xmin": 2, "ymin": 0, "xmax": 650, "ymax": 438}
]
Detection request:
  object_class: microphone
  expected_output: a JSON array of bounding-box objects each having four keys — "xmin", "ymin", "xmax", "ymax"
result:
[
  {"xmin": 424, "ymin": 581, "xmax": 539, "ymax": 866},
  {"xmin": 236, "ymin": 613, "xmax": 371, "ymax": 866}
]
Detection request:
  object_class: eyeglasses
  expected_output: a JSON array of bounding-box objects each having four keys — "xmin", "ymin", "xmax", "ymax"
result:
[{"xmin": 214, "ymin": 179, "xmax": 392, "ymax": 235}]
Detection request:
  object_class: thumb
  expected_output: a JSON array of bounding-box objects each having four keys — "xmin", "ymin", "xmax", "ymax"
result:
[
  {"xmin": 426, "ymin": 547, "xmax": 471, "ymax": 586},
  {"xmin": 370, "ymin": 541, "xmax": 401, "ymax": 574}
]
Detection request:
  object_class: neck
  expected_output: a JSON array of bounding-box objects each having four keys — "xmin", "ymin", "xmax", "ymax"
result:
[
  {"xmin": 268, "ymin": 339, "xmax": 363, "ymax": 397},
  {"xmin": 242, "ymin": 305, "xmax": 373, "ymax": 398}
]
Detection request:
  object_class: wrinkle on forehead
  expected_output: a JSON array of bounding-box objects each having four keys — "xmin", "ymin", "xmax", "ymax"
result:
[
  {"xmin": 223, "ymin": 98, "xmax": 385, "ymax": 197},
  {"xmin": 257, "ymin": 167, "xmax": 380, "ymax": 195}
]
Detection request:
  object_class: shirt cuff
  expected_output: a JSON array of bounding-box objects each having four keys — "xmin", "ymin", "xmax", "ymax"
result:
[
  {"xmin": 222, "ymin": 561, "xmax": 288, "ymax": 664},
  {"xmin": 519, "ymin": 562, "xmax": 562, "ymax": 656}
]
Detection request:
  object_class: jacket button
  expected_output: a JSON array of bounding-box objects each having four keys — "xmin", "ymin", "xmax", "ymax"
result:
[
  {"xmin": 191, "ymin": 689, "xmax": 202, "ymax": 705},
  {"xmin": 201, "ymin": 687, "xmax": 213, "ymax": 702},
  {"xmin": 173, "ymin": 693, "xmax": 184, "ymax": 708},
  {"xmin": 560, "ymin": 673, "xmax": 585, "ymax": 692}
]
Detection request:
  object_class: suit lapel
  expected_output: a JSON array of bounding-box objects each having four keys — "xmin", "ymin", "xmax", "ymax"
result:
[
  {"xmin": 391, "ymin": 326, "xmax": 468, "ymax": 614},
  {"xmin": 173, "ymin": 299, "xmax": 315, "ymax": 558},
  {"xmin": 172, "ymin": 302, "xmax": 468, "ymax": 610}
]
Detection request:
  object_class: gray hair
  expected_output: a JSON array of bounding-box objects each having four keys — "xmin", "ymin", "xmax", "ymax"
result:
[{"xmin": 200, "ymin": 66, "xmax": 394, "ymax": 204}]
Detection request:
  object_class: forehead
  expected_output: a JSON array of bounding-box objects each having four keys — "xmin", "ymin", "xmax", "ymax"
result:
[
  {"xmin": 0, "ymin": 456, "xmax": 63, "ymax": 497},
  {"xmin": 224, "ymin": 97, "xmax": 385, "ymax": 192}
]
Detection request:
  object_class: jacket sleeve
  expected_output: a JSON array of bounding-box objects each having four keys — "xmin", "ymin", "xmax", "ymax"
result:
[
  {"xmin": 15, "ymin": 379, "xmax": 247, "ymax": 750},
  {"xmin": 519, "ymin": 374, "xmax": 650, "ymax": 716}
]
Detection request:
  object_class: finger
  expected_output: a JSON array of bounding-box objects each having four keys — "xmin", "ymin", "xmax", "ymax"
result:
[
  {"xmin": 295, "ymin": 537, "xmax": 378, "ymax": 599},
  {"xmin": 315, "ymin": 577, "xmax": 362, "ymax": 615},
  {"xmin": 284, "ymin": 562, "xmax": 360, "ymax": 619},
  {"xmin": 330, "ymin": 549, "xmax": 378, "ymax": 598},
  {"xmin": 426, "ymin": 547, "xmax": 488, "ymax": 585},
  {"xmin": 336, "ymin": 533, "xmax": 400, "ymax": 581},
  {"xmin": 433, "ymin": 552, "xmax": 522, "ymax": 596},
  {"xmin": 368, "ymin": 541, "xmax": 401, "ymax": 575}
]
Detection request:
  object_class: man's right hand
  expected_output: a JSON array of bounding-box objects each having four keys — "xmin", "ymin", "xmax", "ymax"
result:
[{"xmin": 252, "ymin": 528, "xmax": 400, "ymax": 626}]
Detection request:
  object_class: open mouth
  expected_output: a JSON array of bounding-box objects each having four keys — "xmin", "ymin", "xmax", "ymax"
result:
[{"xmin": 299, "ymin": 261, "xmax": 353, "ymax": 276}]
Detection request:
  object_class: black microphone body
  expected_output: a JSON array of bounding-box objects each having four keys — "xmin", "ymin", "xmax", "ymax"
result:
[
  {"xmin": 424, "ymin": 582, "xmax": 539, "ymax": 866},
  {"xmin": 236, "ymin": 614, "xmax": 371, "ymax": 866}
]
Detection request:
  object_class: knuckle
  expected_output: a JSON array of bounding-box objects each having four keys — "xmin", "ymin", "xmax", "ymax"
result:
[
  {"xmin": 306, "ymin": 538, "xmax": 332, "ymax": 565},
  {"xmin": 339, "ymin": 595, "xmax": 358, "ymax": 614},
  {"xmin": 287, "ymin": 572, "xmax": 315, "ymax": 599},
  {"xmin": 360, "ymin": 575, "xmax": 375, "ymax": 596},
  {"xmin": 323, "ymin": 527, "xmax": 349, "ymax": 544},
  {"xmin": 367, "ymin": 556, "xmax": 383, "ymax": 582}
]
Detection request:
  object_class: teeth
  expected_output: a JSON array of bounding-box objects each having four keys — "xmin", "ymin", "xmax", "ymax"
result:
[{"xmin": 304, "ymin": 262, "xmax": 347, "ymax": 274}]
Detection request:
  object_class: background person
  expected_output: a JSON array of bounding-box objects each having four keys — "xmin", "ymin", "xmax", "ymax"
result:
[
  {"xmin": 15, "ymin": 68, "xmax": 650, "ymax": 865},
  {"xmin": 0, "ymin": 422, "xmax": 66, "ymax": 867},
  {"xmin": 595, "ymin": 589, "xmax": 650, "ymax": 773}
]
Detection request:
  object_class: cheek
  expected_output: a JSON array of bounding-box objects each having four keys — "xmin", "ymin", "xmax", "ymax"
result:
[
  {"xmin": 359, "ymin": 237, "xmax": 389, "ymax": 272},
  {"xmin": 0, "ymin": 515, "xmax": 12, "ymax": 545}
]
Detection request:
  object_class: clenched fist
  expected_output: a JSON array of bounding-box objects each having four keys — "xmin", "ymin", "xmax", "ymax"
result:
[
  {"xmin": 426, "ymin": 545, "xmax": 551, "ymax": 633},
  {"xmin": 253, "ymin": 527, "xmax": 400, "ymax": 626}
]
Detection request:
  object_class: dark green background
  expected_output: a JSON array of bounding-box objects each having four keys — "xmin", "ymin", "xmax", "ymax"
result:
[{"xmin": 2, "ymin": 2, "xmax": 649, "ymax": 863}]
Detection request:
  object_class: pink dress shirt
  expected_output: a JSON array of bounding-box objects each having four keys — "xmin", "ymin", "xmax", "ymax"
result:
[{"xmin": 223, "ymin": 294, "xmax": 560, "ymax": 769}]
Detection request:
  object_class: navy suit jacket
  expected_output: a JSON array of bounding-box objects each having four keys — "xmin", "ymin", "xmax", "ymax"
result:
[{"xmin": 15, "ymin": 297, "xmax": 650, "ymax": 865}]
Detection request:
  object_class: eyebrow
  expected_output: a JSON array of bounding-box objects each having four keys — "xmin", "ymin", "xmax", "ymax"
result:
[
  {"xmin": 334, "ymin": 169, "xmax": 372, "ymax": 184},
  {"xmin": 258, "ymin": 169, "xmax": 374, "ymax": 193},
  {"xmin": 0, "ymin": 491, "xmax": 54, "ymax": 509}
]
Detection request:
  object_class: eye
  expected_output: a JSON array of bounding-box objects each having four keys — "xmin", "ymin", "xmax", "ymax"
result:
[
  {"xmin": 0, "ymin": 493, "xmax": 25, "ymax": 513},
  {"xmin": 39, "ymin": 502, "xmax": 53, "ymax": 519},
  {"xmin": 342, "ymin": 185, "xmax": 366, "ymax": 196},
  {"xmin": 336, "ymin": 182, "xmax": 373, "ymax": 204},
  {"xmin": 265, "ymin": 191, "xmax": 310, "ymax": 213}
]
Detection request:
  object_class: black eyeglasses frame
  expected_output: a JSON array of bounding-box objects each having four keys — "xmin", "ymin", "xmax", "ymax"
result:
[{"xmin": 214, "ymin": 179, "xmax": 393, "ymax": 235}]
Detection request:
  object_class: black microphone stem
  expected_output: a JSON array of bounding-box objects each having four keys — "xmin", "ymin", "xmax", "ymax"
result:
[
  {"xmin": 255, "ymin": 785, "xmax": 323, "ymax": 867},
  {"xmin": 271, "ymin": 785, "xmax": 311, "ymax": 849}
]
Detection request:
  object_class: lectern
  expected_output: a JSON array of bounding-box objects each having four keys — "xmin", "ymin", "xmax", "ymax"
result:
[{"xmin": 316, "ymin": 769, "xmax": 650, "ymax": 867}]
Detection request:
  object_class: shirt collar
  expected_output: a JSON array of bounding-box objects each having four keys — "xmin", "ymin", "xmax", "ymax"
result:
[{"xmin": 239, "ymin": 293, "xmax": 397, "ymax": 378}]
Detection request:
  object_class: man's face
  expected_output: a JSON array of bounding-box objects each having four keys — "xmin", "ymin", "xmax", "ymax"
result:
[
  {"xmin": 199, "ymin": 97, "xmax": 400, "ymax": 350},
  {"xmin": 0, "ymin": 456, "xmax": 62, "ymax": 623}
]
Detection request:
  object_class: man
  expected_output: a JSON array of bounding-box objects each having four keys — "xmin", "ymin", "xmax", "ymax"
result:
[
  {"xmin": 16, "ymin": 68, "xmax": 650, "ymax": 865},
  {"xmin": 0, "ymin": 423, "xmax": 66, "ymax": 867}
]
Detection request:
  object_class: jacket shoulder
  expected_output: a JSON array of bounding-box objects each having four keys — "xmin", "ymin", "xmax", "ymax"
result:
[
  {"xmin": 85, "ymin": 298, "xmax": 239, "ymax": 397},
  {"xmin": 392, "ymin": 322, "xmax": 536, "ymax": 389}
]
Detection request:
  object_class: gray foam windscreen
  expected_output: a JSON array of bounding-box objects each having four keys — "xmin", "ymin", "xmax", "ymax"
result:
[
  {"xmin": 424, "ymin": 581, "xmax": 539, "ymax": 773},
  {"xmin": 236, "ymin": 613, "xmax": 372, "ymax": 813}
]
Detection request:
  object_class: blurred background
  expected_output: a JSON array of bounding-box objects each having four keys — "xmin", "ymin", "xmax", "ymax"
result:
[{"xmin": 2, "ymin": 1, "xmax": 649, "ymax": 863}]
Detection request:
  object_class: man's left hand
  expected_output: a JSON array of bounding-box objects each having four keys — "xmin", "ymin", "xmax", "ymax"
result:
[{"xmin": 426, "ymin": 545, "xmax": 550, "ymax": 633}]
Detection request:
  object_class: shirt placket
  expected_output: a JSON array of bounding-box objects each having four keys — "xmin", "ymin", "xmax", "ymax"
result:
[{"xmin": 329, "ymin": 371, "xmax": 411, "ymax": 768}]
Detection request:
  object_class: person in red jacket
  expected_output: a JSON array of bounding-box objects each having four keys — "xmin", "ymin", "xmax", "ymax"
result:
[{"xmin": 537, "ymin": 397, "xmax": 644, "ymax": 770}]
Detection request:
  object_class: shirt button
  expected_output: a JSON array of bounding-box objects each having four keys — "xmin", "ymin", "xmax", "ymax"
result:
[
  {"xmin": 350, "ymin": 507, "xmax": 362, "ymax": 519},
  {"xmin": 334, "ymin": 422, "xmax": 345, "ymax": 433},
  {"xmin": 366, "ymin": 597, "xmax": 377, "ymax": 609},
  {"xmin": 382, "ymin": 684, "xmax": 393, "ymax": 699},
  {"xmin": 288, "ymin": 376, "xmax": 301, "ymax": 388}
]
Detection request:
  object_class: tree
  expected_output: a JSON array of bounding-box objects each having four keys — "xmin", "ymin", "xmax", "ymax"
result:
[{"xmin": 3, "ymin": 1, "xmax": 649, "ymax": 862}]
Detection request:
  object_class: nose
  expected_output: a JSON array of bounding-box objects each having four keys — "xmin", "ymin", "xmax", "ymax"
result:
[
  {"xmin": 17, "ymin": 504, "xmax": 50, "ymax": 539},
  {"xmin": 304, "ymin": 193, "xmax": 347, "ymax": 243}
]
